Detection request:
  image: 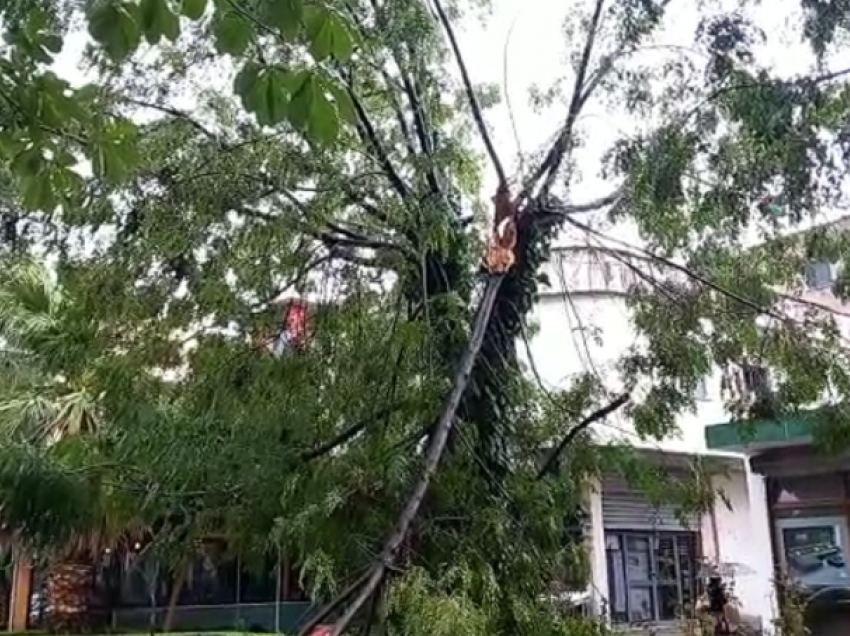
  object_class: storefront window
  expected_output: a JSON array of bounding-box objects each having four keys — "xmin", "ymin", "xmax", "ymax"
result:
[
  {"xmin": 777, "ymin": 516, "xmax": 850, "ymax": 593},
  {"xmin": 606, "ymin": 531, "xmax": 699, "ymax": 623}
]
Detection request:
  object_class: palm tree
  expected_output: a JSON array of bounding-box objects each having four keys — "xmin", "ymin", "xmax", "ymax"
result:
[
  {"xmin": 0, "ymin": 259, "xmax": 101, "ymax": 443},
  {"xmin": 0, "ymin": 258, "xmax": 136, "ymax": 632}
]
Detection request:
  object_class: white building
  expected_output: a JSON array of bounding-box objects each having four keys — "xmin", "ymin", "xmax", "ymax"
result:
[{"xmin": 528, "ymin": 233, "xmax": 850, "ymax": 634}]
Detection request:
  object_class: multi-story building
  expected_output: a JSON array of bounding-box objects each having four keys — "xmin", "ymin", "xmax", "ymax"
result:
[{"xmin": 528, "ymin": 226, "xmax": 850, "ymax": 634}]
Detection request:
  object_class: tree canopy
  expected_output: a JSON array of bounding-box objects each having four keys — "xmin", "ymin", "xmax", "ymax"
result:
[{"xmin": 3, "ymin": 0, "xmax": 850, "ymax": 634}]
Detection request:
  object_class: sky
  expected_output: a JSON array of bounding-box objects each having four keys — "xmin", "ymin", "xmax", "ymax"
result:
[
  {"xmin": 48, "ymin": 0, "xmax": 850, "ymax": 248},
  {"xmin": 455, "ymin": 0, "xmax": 850, "ymax": 245}
]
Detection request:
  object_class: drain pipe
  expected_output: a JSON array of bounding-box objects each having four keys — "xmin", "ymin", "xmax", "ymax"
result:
[{"xmin": 710, "ymin": 496, "xmax": 721, "ymax": 563}]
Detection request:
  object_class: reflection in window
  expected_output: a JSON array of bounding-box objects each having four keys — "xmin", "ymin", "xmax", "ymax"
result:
[{"xmin": 805, "ymin": 262, "xmax": 834, "ymax": 290}]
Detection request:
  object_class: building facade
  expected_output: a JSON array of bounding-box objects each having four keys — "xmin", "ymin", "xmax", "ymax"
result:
[{"xmin": 525, "ymin": 242, "xmax": 850, "ymax": 632}]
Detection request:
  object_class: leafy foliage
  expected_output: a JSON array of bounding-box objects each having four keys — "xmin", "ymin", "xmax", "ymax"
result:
[{"xmin": 3, "ymin": 0, "xmax": 850, "ymax": 634}]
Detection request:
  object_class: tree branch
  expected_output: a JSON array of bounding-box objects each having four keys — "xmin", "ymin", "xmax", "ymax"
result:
[
  {"xmin": 301, "ymin": 398, "xmax": 424, "ymax": 462},
  {"xmin": 431, "ymin": 0, "xmax": 507, "ymax": 186},
  {"xmin": 319, "ymin": 274, "xmax": 504, "ymax": 636},
  {"xmin": 521, "ymin": 0, "xmax": 607, "ymax": 201},
  {"xmin": 349, "ymin": 87, "xmax": 413, "ymax": 202},
  {"xmin": 560, "ymin": 214, "xmax": 802, "ymax": 327},
  {"xmin": 124, "ymin": 97, "xmax": 221, "ymax": 142},
  {"xmin": 536, "ymin": 186, "xmax": 626, "ymax": 225},
  {"xmin": 297, "ymin": 569, "xmax": 372, "ymax": 636},
  {"xmin": 536, "ymin": 392, "xmax": 631, "ymax": 479},
  {"xmin": 320, "ymin": 231, "xmax": 404, "ymax": 254}
]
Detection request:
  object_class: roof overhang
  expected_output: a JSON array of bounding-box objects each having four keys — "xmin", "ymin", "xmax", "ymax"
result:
[
  {"xmin": 705, "ymin": 414, "xmax": 816, "ymax": 454},
  {"xmin": 606, "ymin": 444, "xmax": 748, "ymax": 472}
]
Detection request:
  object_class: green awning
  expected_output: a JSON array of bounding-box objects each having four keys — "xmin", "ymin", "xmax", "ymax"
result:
[{"xmin": 704, "ymin": 415, "xmax": 815, "ymax": 452}]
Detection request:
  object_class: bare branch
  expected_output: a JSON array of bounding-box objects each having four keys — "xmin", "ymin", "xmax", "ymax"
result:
[
  {"xmin": 124, "ymin": 97, "xmax": 221, "ymax": 142},
  {"xmin": 521, "ymin": 0, "xmax": 607, "ymax": 201},
  {"xmin": 349, "ymin": 87, "xmax": 414, "ymax": 202},
  {"xmin": 536, "ymin": 392, "xmax": 631, "ymax": 479},
  {"xmin": 536, "ymin": 186, "xmax": 626, "ymax": 225},
  {"xmin": 431, "ymin": 0, "xmax": 508, "ymax": 186}
]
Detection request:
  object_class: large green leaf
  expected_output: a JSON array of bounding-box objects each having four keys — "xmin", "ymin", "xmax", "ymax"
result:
[
  {"xmin": 257, "ymin": 67, "xmax": 292, "ymax": 126},
  {"xmin": 90, "ymin": 120, "xmax": 139, "ymax": 184},
  {"xmin": 236, "ymin": 64, "xmax": 293, "ymax": 126},
  {"xmin": 261, "ymin": 0, "xmax": 303, "ymax": 38},
  {"xmin": 234, "ymin": 61, "xmax": 263, "ymax": 113},
  {"xmin": 10, "ymin": 146, "xmax": 43, "ymax": 178},
  {"xmin": 140, "ymin": 0, "xmax": 181, "ymax": 44},
  {"xmin": 304, "ymin": 6, "xmax": 355, "ymax": 62},
  {"xmin": 287, "ymin": 72, "xmax": 314, "ymax": 131},
  {"xmin": 325, "ymin": 80, "xmax": 356, "ymax": 125},
  {"xmin": 212, "ymin": 11, "xmax": 251, "ymax": 55},
  {"xmin": 21, "ymin": 173, "xmax": 56, "ymax": 211},
  {"xmin": 87, "ymin": 1, "xmax": 142, "ymax": 62},
  {"xmin": 180, "ymin": 0, "xmax": 207, "ymax": 19},
  {"xmin": 307, "ymin": 90, "xmax": 339, "ymax": 144}
]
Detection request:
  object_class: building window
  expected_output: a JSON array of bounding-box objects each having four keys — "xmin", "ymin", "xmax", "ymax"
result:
[
  {"xmin": 742, "ymin": 364, "xmax": 770, "ymax": 396},
  {"xmin": 606, "ymin": 531, "xmax": 699, "ymax": 623},
  {"xmin": 805, "ymin": 261, "xmax": 833, "ymax": 290}
]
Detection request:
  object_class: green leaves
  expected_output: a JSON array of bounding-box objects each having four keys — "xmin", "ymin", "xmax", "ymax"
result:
[
  {"xmin": 304, "ymin": 6, "xmax": 355, "ymax": 62},
  {"xmin": 260, "ymin": 0, "xmax": 303, "ymax": 38},
  {"xmin": 3, "ymin": 9, "xmax": 63, "ymax": 64},
  {"xmin": 212, "ymin": 10, "xmax": 252, "ymax": 55},
  {"xmin": 140, "ymin": 0, "xmax": 180, "ymax": 44},
  {"xmin": 87, "ymin": 1, "xmax": 142, "ymax": 62},
  {"xmin": 234, "ymin": 63, "xmax": 351, "ymax": 142},
  {"xmin": 180, "ymin": 0, "xmax": 207, "ymax": 20},
  {"xmin": 235, "ymin": 63, "xmax": 289, "ymax": 126},
  {"xmin": 289, "ymin": 74, "xmax": 337, "ymax": 143},
  {"xmin": 88, "ymin": 0, "xmax": 197, "ymax": 60},
  {"xmin": 90, "ymin": 120, "xmax": 139, "ymax": 184}
]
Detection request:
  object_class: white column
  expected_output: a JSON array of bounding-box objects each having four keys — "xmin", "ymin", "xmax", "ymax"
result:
[
  {"xmin": 708, "ymin": 468, "xmax": 777, "ymax": 634},
  {"xmin": 745, "ymin": 470, "xmax": 778, "ymax": 634},
  {"xmin": 586, "ymin": 477, "xmax": 609, "ymax": 618}
]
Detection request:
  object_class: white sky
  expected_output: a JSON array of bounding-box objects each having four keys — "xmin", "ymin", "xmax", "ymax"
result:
[
  {"xmin": 457, "ymin": 0, "xmax": 850, "ymax": 245},
  {"xmin": 48, "ymin": 0, "xmax": 850, "ymax": 247}
]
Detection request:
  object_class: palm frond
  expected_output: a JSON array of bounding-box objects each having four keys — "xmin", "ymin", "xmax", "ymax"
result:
[
  {"xmin": 0, "ymin": 443, "xmax": 97, "ymax": 550},
  {"xmin": 47, "ymin": 391, "xmax": 101, "ymax": 441},
  {"xmin": 0, "ymin": 393, "xmax": 60, "ymax": 441},
  {"xmin": 0, "ymin": 259, "xmax": 63, "ymax": 354}
]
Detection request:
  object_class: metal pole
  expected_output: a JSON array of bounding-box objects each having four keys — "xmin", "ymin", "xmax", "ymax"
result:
[
  {"xmin": 275, "ymin": 546, "xmax": 281, "ymax": 634},
  {"xmin": 235, "ymin": 555, "xmax": 242, "ymax": 628}
]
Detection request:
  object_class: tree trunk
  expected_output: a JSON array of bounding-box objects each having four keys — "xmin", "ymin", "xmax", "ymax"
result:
[
  {"xmin": 162, "ymin": 562, "xmax": 188, "ymax": 632},
  {"xmin": 45, "ymin": 558, "xmax": 95, "ymax": 633}
]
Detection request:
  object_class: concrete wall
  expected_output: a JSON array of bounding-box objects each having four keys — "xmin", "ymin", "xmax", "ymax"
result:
[{"xmin": 703, "ymin": 471, "xmax": 777, "ymax": 633}]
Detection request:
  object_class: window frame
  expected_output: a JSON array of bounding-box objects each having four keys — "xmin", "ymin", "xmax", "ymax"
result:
[
  {"xmin": 605, "ymin": 529, "xmax": 701, "ymax": 624},
  {"xmin": 741, "ymin": 363, "xmax": 770, "ymax": 397},
  {"xmin": 805, "ymin": 261, "xmax": 834, "ymax": 291}
]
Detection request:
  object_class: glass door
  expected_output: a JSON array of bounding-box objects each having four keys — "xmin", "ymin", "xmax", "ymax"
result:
[{"xmin": 624, "ymin": 535, "xmax": 655, "ymax": 622}]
